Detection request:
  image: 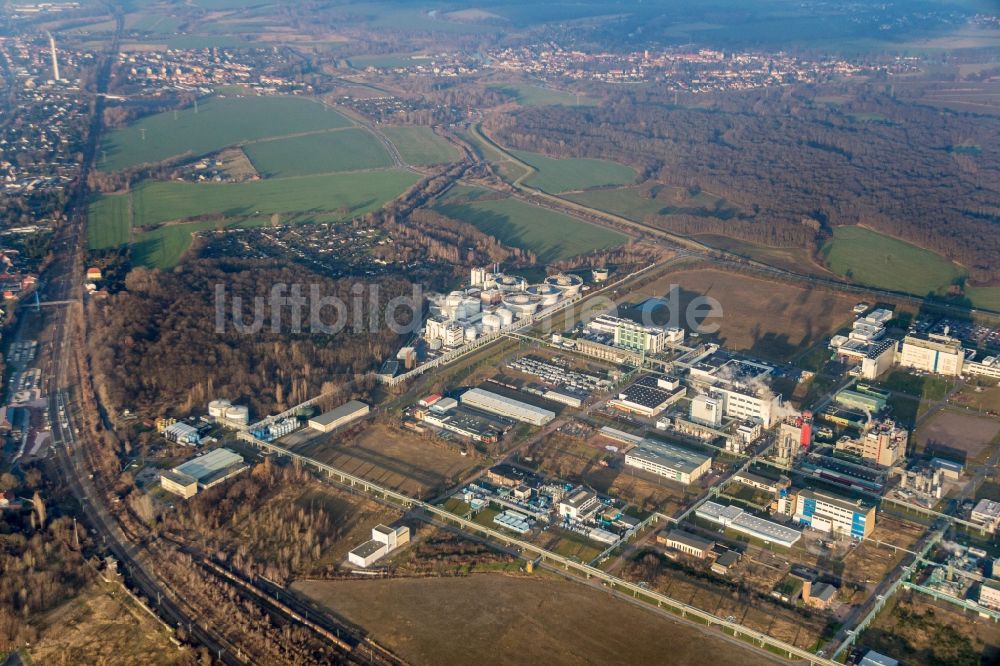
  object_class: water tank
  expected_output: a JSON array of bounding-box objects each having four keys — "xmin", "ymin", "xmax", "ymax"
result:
[
  {"xmin": 497, "ymin": 308, "xmax": 514, "ymax": 327},
  {"xmin": 208, "ymin": 399, "xmax": 231, "ymax": 418},
  {"xmin": 460, "ymin": 296, "xmax": 482, "ymax": 317},
  {"xmin": 482, "ymin": 313, "xmax": 501, "ymax": 332},
  {"xmin": 224, "ymin": 405, "xmax": 250, "ymax": 425},
  {"xmin": 429, "ymin": 338, "xmax": 443, "ymax": 351},
  {"xmin": 464, "ymin": 326, "xmax": 478, "ymax": 341},
  {"xmin": 545, "ymin": 273, "xmax": 584, "ymax": 297},
  {"xmin": 527, "ymin": 283, "xmax": 561, "ymax": 306},
  {"xmin": 592, "ymin": 267, "xmax": 610, "ymax": 282},
  {"xmin": 502, "ymin": 292, "xmax": 541, "ymax": 317},
  {"xmin": 495, "ymin": 274, "xmax": 527, "ymax": 293}
]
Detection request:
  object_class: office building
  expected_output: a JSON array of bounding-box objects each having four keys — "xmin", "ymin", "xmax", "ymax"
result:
[
  {"xmin": 794, "ymin": 489, "xmax": 875, "ymax": 540},
  {"xmin": 309, "ymin": 400, "xmax": 370, "ymax": 432},
  {"xmin": 624, "ymin": 439, "xmax": 712, "ymax": 485},
  {"xmin": 898, "ymin": 332, "xmax": 964, "ymax": 376},
  {"xmin": 460, "ymin": 388, "xmax": 555, "ymax": 426}
]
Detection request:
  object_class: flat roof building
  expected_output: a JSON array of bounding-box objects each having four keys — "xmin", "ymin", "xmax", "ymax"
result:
[
  {"xmin": 162, "ymin": 447, "xmax": 248, "ymax": 498},
  {"xmin": 794, "ymin": 488, "xmax": 875, "ymax": 540},
  {"xmin": 460, "ymin": 388, "xmax": 555, "ymax": 426},
  {"xmin": 625, "ymin": 439, "xmax": 712, "ymax": 485},
  {"xmin": 899, "ymin": 332, "xmax": 964, "ymax": 377},
  {"xmin": 661, "ymin": 529, "xmax": 715, "ymax": 559},
  {"xmin": 696, "ymin": 501, "xmax": 801, "ymax": 548},
  {"xmin": 971, "ymin": 498, "xmax": 1000, "ymax": 534},
  {"xmin": 309, "ymin": 400, "xmax": 370, "ymax": 432},
  {"xmin": 609, "ymin": 375, "xmax": 685, "ymax": 417}
]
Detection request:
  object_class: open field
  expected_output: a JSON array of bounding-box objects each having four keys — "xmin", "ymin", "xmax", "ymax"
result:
[
  {"xmin": 488, "ymin": 83, "xmax": 598, "ymax": 107},
  {"xmin": 292, "ymin": 575, "xmax": 778, "ymax": 666},
  {"xmin": 27, "ymin": 582, "xmax": 188, "ymax": 665},
  {"xmin": 130, "ymin": 170, "xmax": 419, "ymax": 228},
  {"xmin": 952, "ymin": 384, "xmax": 1000, "ymax": 413},
  {"xmin": 132, "ymin": 216, "xmax": 269, "ymax": 269},
  {"xmin": 694, "ymin": 235, "xmax": 833, "ymax": 279},
  {"xmin": 966, "ymin": 286, "xmax": 1000, "ymax": 312},
  {"xmin": 630, "ymin": 266, "xmax": 858, "ymax": 361},
  {"xmin": 434, "ymin": 196, "xmax": 627, "ymax": 263},
  {"xmin": 100, "ymin": 95, "xmax": 351, "ymax": 171},
  {"xmin": 842, "ymin": 517, "xmax": 925, "ymax": 588},
  {"xmin": 86, "ymin": 193, "xmax": 130, "ymax": 249},
  {"xmin": 244, "ymin": 128, "xmax": 392, "ymax": 176},
  {"xmin": 383, "ymin": 125, "xmax": 461, "ymax": 165},
  {"xmin": 347, "ymin": 53, "xmax": 419, "ymax": 69},
  {"xmin": 295, "ymin": 424, "xmax": 480, "ymax": 498},
  {"xmin": 511, "ymin": 150, "xmax": 636, "ymax": 193},
  {"xmin": 821, "ymin": 226, "xmax": 965, "ymax": 297},
  {"xmin": 860, "ymin": 592, "xmax": 1000, "ymax": 666},
  {"xmin": 914, "ymin": 409, "xmax": 1000, "ymax": 464},
  {"xmin": 563, "ymin": 186, "xmax": 667, "ymax": 220}
]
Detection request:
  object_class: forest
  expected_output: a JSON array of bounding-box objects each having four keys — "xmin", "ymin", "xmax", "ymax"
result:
[{"xmin": 485, "ymin": 85, "xmax": 1000, "ymax": 285}]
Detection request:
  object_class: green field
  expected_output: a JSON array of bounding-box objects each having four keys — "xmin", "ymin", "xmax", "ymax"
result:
[
  {"xmin": 563, "ymin": 187, "xmax": 666, "ymax": 220},
  {"xmin": 821, "ymin": 226, "xmax": 966, "ymax": 296},
  {"xmin": 100, "ymin": 96, "xmax": 351, "ymax": 171},
  {"xmin": 133, "ymin": 217, "xmax": 272, "ymax": 270},
  {"xmin": 383, "ymin": 126, "xmax": 461, "ymax": 166},
  {"xmin": 244, "ymin": 128, "xmax": 392, "ymax": 177},
  {"xmin": 131, "ymin": 170, "xmax": 419, "ymax": 228},
  {"xmin": 434, "ymin": 197, "xmax": 626, "ymax": 263},
  {"xmin": 86, "ymin": 194, "xmax": 131, "ymax": 249},
  {"xmin": 966, "ymin": 287, "xmax": 1000, "ymax": 312},
  {"xmin": 488, "ymin": 83, "xmax": 598, "ymax": 107},
  {"xmin": 512, "ymin": 151, "xmax": 636, "ymax": 193}
]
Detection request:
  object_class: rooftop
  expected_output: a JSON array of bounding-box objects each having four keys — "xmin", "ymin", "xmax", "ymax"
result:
[
  {"xmin": 627, "ymin": 439, "xmax": 712, "ymax": 474},
  {"xmin": 311, "ymin": 400, "xmax": 369, "ymax": 426},
  {"xmin": 665, "ymin": 529, "xmax": 715, "ymax": 552},
  {"xmin": 350, "ymin": 539, "xmax": 387, "ymax": 559},
  {"xmin": 174, "ymin": 448, "xmax": 244, "ymax": 483}
]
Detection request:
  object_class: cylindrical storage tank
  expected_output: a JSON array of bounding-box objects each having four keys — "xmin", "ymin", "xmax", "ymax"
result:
[
  {"xmin": 545, "ymin": 273, "xmax": 584, "ymax": 297},
  {"xmin": 208, "ymin": 399, "xmax": 231, "ymax": 418},
  {"xmin": 460, "ymin": 296, "xmax": 481, "ymax": 316},
  {"xmin": 224, "ymin": 405, "xmax": 250, "ymax": 425},
  {"xmin": 497, "ymin": 308, "xmax": 514, "ymax": 327},
  {"xmin": 445, "ymin": 290, "xmax": 463, "ymax": 315},
  {"xmin": 429, "ymin": 338, "xmax": 443, "ymax": 351},
  {"xmin": 464, "ymin": 326, "xmax": 477, "ymax": 341},
  {"xmin": 592, "ymin": 267, "xmax": 609, "ymax": 282},
  {"xmin": 527, "ymin": 284, "xmax": 561, "ymax": 307},
  {"xmin": 481, "ymin": 313, "xmax": 501, "ymax": 332},
  {"xmin": 502, "ymin": 293, "xmax": 541, "ymax": 317},
  {"xmin": 496, "ymin": 274, "xmax": 527, "ymax": 293}
]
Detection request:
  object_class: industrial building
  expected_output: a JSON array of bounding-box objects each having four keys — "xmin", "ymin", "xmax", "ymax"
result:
[
  {"xmin": 609, "ymin": 374, "xmax": 685, "ymax": 417},
  {"xmin": 695, "ymin": 501, "xmax": 801, "ymax": 548},
  {"xmin": 829, "ymin": 309, "xmax": 897, "ymax": 379},
  {"xmin": 348, "ymin": 524, "xmax": 411, "ymax": 568},
  {"xmin": 971, "ymin": 498, "xmax": 1000, "ymax": 534},
  {"xmin": 163, "ymin": 421, "xmax": 201, "ymax": 446},
  {"xmin": 834, "ymin": 418, "xmax": 907, "ymax": 468},
  {"xmin": 160, "ymin": 448, "xmax": 248, "ymax": 498},
  {"xmin": 793, "ymin": 489, "xmax": 875, "ymax": 540},
  {"xmin": 624, "ymin": 439, "xmax": 712, "ymax": 485},
  {"xmin": 979, "ymin": 579, "xmax": 1000, "ymax": 611},
  {"xmin": 661, "ymin": 529, "xmax": 715, "ymax": 559},
  {"xmin": 558, "ymin": 486, "xmax": 601, "ymax": 521},
  {"xmin": 308, "ymin": 400, "xmax": 370, "ymax": 432},
  {"xmin": 460, "ymin": 388, "xmax": 555, "ymax": 426},
  {"xmin": 898, "ymin": 331, "xmax": 965, "ymax": 376}
]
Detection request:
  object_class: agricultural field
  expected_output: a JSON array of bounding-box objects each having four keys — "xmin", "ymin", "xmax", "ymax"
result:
[
  {"xmin": 511, "ymin": 150, "xmax": 636, "ymax": 193},
  {"xmin": 628, "ymin": 266, "xmax": 859, "ymax": 361},
  {"xmin": 294, "ymin": 424, "xmax": 480, "ymax": 498},
  {"xmin": 132, "ymin": 216, "xmax": 271, "ymax": 269},
  {"xmin": 244, "ymin": 128, "xmax": 392, "ymax": 177},
  {"xmin": 130, "ymin": 170, "xmax": 418, "ymax": 228},
  {"xmin": 914, "ymin": 409, "xmax": 1000, "ymax": 464},
  {"xmin": 382, "ymin": 125, "xmax": 461, "ymax": 166},
  {"xmin": 27, "ymin": 581, "xmax": 189, "ymax": 665},
  {"xmin": 564, "ymin": 186, "xmax": 672, "ymax": 221},
  {"xmin": 86, "ymin": 193, "xmax": 130, "ymax": 249},
  {"xmin": 966, "ymin": 286, "xmax": 1000, "ymax": 312},
  {"xmin": 100, "ymin": 95, "xmax": 351, "ymax": 171},
  {"xmin": 821, "ymin": 226, "xmax": 966, "ymax": 297},
  {"xmin": 433, "ymin": 196, "xmax": 627, "ymax": 263},
  {"xmin": 292, "ymin": 575, "xmax": 778, "ymax": 666},
  {"xmin": 488, "ymin": 83, "xmax": 598, "ymax": 107}
]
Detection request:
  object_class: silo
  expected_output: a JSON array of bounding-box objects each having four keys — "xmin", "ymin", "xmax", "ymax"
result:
[
  {"xmin": 497, "ymin": 308, "xmax": 514, "ymax": 327},
  {"xmin": 224, "ymin": 405, "xmax": 250, "ymax": 425},
  {"xmin": 482, "ymin": 313, "xmax": 501, "ymax": 332},
  {"xmin": 208, "ymin": 399, "xmax": 231, "ymax": 419}
]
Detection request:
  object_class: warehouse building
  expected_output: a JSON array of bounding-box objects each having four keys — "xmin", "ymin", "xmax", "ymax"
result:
[
  {"xmin": 460, "ymin": 388, "xmax": 554, "ymax": 426},
  {"xmin": 160, "ymin": 447, "xmax": 248, "ymax": 498},
  {"xmin": 348, "ymin": 524, "xmax": 410, "ymax": 567},
  {"xmin": 971, "ymin": 498, "xmax": 1000, "ymax": 534},
  {"xmin": 696, "ymin": 501, "xmax": 801, "ymax": 548},
  {"xmin": 898, "ymin": 332, "xmax": 964, "ymax": 376},
  {"xmin": 624, "ymin": 439, "xmax": 712, "ymax": 485},
  {"xmin": 794, "ymin": 488, "xmax": 875, "ymax": 540},
  {"xmin": 660, "ymin": 529, "xmax": 715, "ymax": 559},
  {"xmin": 609, "ymin": 375, "xmax": 685, "ymax": 417},
  {"xmin": 308, "ymin": 400, "xmax": 370, "ymax": 433}
]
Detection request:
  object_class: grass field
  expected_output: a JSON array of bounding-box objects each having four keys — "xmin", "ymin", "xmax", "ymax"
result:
[
  {"xmin": 130, "ymin": 170, "xmax": 418, "ymax": 228},
  {"xmin": 292, "ymin": 576, "xmax": 777, "ymax": 666},
  {"xmin": 382, "ymin": 126, "xmax": 461, "ymax": 165},
  {"xmin": 914, "ymin": 409, "xmax": 1000, "ymax": 464},
  {"xmin": 489, "ymin": 83, "xmax": 598, "ymax": 107},
  {"xmin": 100, "ymin": 95, "xmax": 351, "ymax": 171},
  {"xmin": 821, "ymin": 226, "xmax": 965, "ymax": 297},
  {"xmin": 966, "ymin": 286, "xmax": 1000, "ymax": 311},
  {"xmin": 564, "ymin": 186, "xmax": 668, "ymax": 220},
  {"xmin": 132, "ymin": 216, "xmax": 271, "ymax": 269},
  {"xmin": 244, "ymin": 128, "xmax": 392, "ymax": 177},
  {"xmin": 512, "ymin": 150, "xmax": 635, "ymax": 193},
  {"xmin": 86, "ymin": 194, "xmax": 130, "ymax": 249},
  {"xmin": 434, "ymin": 197, "xmax": 626, "ymax": 263}
]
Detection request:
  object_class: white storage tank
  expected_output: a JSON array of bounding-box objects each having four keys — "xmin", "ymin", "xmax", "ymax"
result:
[
  {"xmin": 482, "ymin": 313, "xmax": 501, "ymax": 332},
  {"xmin": 429, "ymin": 338, "xmax": 443, "ymax": 351},
  {"xmin": 502, "ymin": 293, "xmax": 541, "ymax": 317},
  {"xmin": 464, "ymin": 326, "xmax": 478, "ymax": 341},
  {"xmin": 527, "ymin": 283, "xmax": 561, "ymax": 306},
  {"xmin": 592, "ymin": 267, "xmax": 610, "ymax": 282},
  {"xmin": 460, "ymin": 296, "xmax": 482, "ymax": 317},
  {"xmin": 495, "ymin": 274, "xmax": 527, "ymax": 293},
  {"xmin": 224, "ymin": 405, "xmax": 250, "ymax": 425},
  {"xmin": 208, "ymin": 399, "xmax": 231, "ymax": 419},
  {"xmin": 545, "ymin": 273, "xmax": 584, "ymax": 297},
  {"xmin": 497, "ymin": 308, "xmax": 515, "ymax": 327}
]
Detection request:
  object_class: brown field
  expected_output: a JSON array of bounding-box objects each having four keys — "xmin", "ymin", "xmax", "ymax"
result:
[
  {"xmin": 952, "ymin": 384, "xmax": 1000, "ymax": 413},
  {"xmin": 215, "ymin": 147, "xmax": 259, "ymax": 180},
  {"xmin": 28, "ymin": 582, "xmax": 191, "ymax": 665},
  {"xmin": 915, "ymin": 409, "xmax": 1000, "ymax": 463},
  {"xmin": 524, "ymin": 433, "xmax": 691, "ymax": 514},
  {"xmin": 862, "ymin": 592, "xmax": 1000, "ymax": 666},
  {"xmin": 842, "ymin": 517, "xmax": 925, "ymax": 589},
  {"xmin": 625, "ymin": 267, "xmax": 859, "ymax": 360},
  {"xmin": 292, "ymin": 575, "xmax": 779, "ymax": 665},
  {"xmin": 297, "ymin": 424, "xmax": 480, "ymax": 498}
]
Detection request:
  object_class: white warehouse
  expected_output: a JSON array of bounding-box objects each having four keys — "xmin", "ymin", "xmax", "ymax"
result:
[{"xmin": 460, "ymin": 388, "xmax": 555, "ymax": 426}]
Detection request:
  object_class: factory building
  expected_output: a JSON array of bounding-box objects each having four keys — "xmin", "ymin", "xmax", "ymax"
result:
[
  {"xmin": 690, "ymin": 394, "xmax": 723, "ymax": 427},
  {"xmin": 160, "ymin": 448, "xmax": 248, "ymax": 498},
  {"xmin": 834, "ymin": 418, "xmax": 907, "ymax": 468},
  {"xmin": 707, "ymin": 384, "xmax": 782, "ymax": 429},
  {"xmin": 696, "ymin": 501, "xmax": 801, "ymax": 548},
  {"xmin": 163, "ymin": 421, "xmax": 201, "ymax": 446},
  {"xmin": 793, "ymin": 489, "xmax": 875, "ymax": 540},
  {"xmin": 460, "ymin": 388, "xmax": 555, "ymax": 426},
  {"xmin": 348, "ymin": 524, "xmax": 411, "ymax": 568},
  {"xmin": 971, "ymin": 498, "xmax": 1000, "ymax": 534},
  {"xmin": 660, "ymin": 529, "xmax": 715, "ymax": 559},
  {"xmin": 558, "ymin": 486, "xmax": 601, "ymax": 521},
  {"xmin": 979, "ymin": 579, "xmax": 1000, "ymax": 611},
  {"xmin": 308, "ymin": 400, "xmax": 370, "ymax": 433},
  {"xmin": 898, "ymin": 332, "xmax": 964, "ymax": 376},
  {"xmin": 774, "ymin": 416, "xmax": 811, "ymax": 466},
  {"xmin": 624, "ymin": 439, "xmax": 712, "ymax": 485},
  {"xmin": 609, "ymin": 375, "xmax": 685, "ymax": 417}
]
